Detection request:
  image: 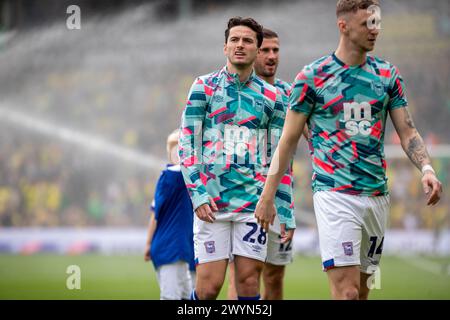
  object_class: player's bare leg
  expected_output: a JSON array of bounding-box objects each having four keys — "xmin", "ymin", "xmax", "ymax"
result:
[
  {"xmin": 326, "ymin": 265, "xmax": 360, "ymax": 300},
  {"xmin": 195, "ymin": 259, "xmax": 228, "ymax": 300},
  {"xmin": 234, "ymin": 255, "xmax": 264, "ymax": 298},
  {"xmin": 359, "ymin": 272, "xmax": 371, "ymax": 300},
  {"xmin": 227, "ymin": 261, "xmax": 237, "ymax": 300},
  {"xmin": 262, "ymin": 263, "xmax": 285, "ymax": 300}
]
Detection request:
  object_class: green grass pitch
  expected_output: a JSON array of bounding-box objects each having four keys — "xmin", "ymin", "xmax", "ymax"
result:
[{"xmin": 0, "ymin": 254, "xmax": 449, "ymax": 299}]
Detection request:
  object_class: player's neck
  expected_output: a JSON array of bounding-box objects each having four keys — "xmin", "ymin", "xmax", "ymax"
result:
[
  {"xmin": 227, "ymin": 61, "xmax": 254, "ymax": 83},
  {"xmin": 335, "ymin": 39, "xmax": 367, "ymax": 67}
]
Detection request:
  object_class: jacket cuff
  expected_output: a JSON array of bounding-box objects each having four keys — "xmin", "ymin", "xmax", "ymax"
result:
[
  {"xmin": 192, "ymin": 193, "xmax": 210, "ymax": 211},
  {"xmin": 278, "ymin": 208, "xmax": 296, "ymax": 230}
]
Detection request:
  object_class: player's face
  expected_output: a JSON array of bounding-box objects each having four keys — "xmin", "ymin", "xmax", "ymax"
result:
[
  {"xmin": 255, "ymin": 37, "xmax": 279, "ymax": 78},
  {"xmin": 224, "ymin": 26, "xmax": 259, "ymax": 68},
  {"xmin": 346, "ymin": 9, "xmax": 380, "ymax": 52}
]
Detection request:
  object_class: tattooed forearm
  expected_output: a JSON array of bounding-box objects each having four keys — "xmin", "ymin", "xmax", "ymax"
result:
[
  {"xmin": 393, "ymin": 107, "xmax": 431, "ymax": 170},
  {"xmin": 404, "ymin": 108, "xmax": 415, "ymax": 129},
  {"xmin": 405, "ymin": 135, "xmax": 431, "ymax": 170}
]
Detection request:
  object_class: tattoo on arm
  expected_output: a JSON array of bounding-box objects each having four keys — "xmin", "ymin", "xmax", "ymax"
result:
[
  {"xmin": 398, "ymin": 108, "xmax": 430, "ymax": 170},
  {"xmin": 405, "ymin": 136, "xmax": 431, "ymax": 170},
  {"xmin": 404, "ymin": 108, "xmax": 415, "ymax": 129}
]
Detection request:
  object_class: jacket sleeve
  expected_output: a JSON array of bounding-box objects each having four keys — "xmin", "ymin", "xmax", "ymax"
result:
[{"xmin": 178, "ymin": 78, "xmax": 210, "ymax": 210}]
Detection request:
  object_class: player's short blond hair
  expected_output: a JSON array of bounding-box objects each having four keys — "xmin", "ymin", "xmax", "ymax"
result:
[
  {"xmin": 336, "ymin": 0, "xmax": 379, "ymax": 17},
  {"xmin": 166, "ymin": 129, "xmax": 180, "ymax": 162}
]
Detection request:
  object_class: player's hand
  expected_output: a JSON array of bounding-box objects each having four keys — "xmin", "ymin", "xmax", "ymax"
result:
[
  {"xmin": 280, "ymin": 224, "xmax": 295, "ymax": 244},
  {"xmin": 144, "ymin": 244, "xmax": 151, "ymax": 261},
  {"xmin": 302, "ymin": 127, "xmax": 310, "ymax": 141},
  {"xmin": 195, "ymin": 197, "xmax": 218, "ymax": 223},
  {"xmin": 255, "ymin": 198, "xmax": 276, "ymax": 233},
  {"xmin": 209, "ymin": 196, "xmax": 218, "ymax": 212},
  {"xmin": 422, "ymin": 171, "xmax": 443, "ymax": 206}
]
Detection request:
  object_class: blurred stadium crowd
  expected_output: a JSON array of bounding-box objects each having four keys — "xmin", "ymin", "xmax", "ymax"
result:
[
  {"xmin": 0, "ymin": 125, "xmax": 158, "ymax": 227},
  {"xmin": 0, "ymin": 0, "xmax": 449, "ymax": 230}
]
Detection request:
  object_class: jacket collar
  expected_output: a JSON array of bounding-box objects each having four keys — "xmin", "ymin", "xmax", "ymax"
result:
[{"xmin": 221, "ymin": 66, "xmax": 256, "ymax": 86}]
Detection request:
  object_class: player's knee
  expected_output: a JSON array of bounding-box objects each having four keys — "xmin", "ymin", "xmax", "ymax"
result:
[
  {"xmin": 265, "ymin": 276, "xmax": 282, "ymax": 291},
  {"xmin": 196, "ymin": 284, "xmax": 222, "ymax": 300},
  {"xmin": 330, "ymin": 279, "xmax": 360, "ymax": 300},
  {"xmin": 237, "ymin": 273, "xmax": 259, "ymax": 294},
  {"xmin": 238, "ymin": 273, "xmax": 258, "ymax": 287},
  {"xmin": 342, "ymin": 287, "xmax": 359, "ymax": 300}
]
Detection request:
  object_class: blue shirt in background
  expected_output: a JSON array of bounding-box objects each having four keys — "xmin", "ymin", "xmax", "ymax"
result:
[{"xmin": 150, "ymin": 164, "xmax": 195, "ymax": 271}]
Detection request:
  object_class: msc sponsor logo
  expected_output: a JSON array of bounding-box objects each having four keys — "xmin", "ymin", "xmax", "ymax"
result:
[{"xmin": 343, "ymin": 102, "xmax": 372, "ymax": 136}]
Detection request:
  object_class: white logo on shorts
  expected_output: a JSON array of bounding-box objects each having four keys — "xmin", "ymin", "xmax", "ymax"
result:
[{"xmin": 342, "ymin": 241, "xmax": 354, "ymax": 256}]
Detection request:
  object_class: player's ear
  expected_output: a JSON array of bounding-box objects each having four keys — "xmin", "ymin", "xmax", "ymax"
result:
[
  {"xmin": 337, "ymin": 17, "xmax": 348, "ymax": 34},
  {"xmin": 223, "ymin": 42, "xmax": 227, "ymax": 56}
]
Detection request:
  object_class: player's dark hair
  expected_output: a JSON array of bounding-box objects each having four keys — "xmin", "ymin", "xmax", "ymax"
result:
[
  {"xmin": 336, "ymin": 0, "xmax": 379, "ymax": 17},
  {"xmin": 262, "ymin": 28, "xmax": 278, "ymax": 39},
  {"xmin": 224, "ymin": 16, "xmax": 264, "ymax": 48}
]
